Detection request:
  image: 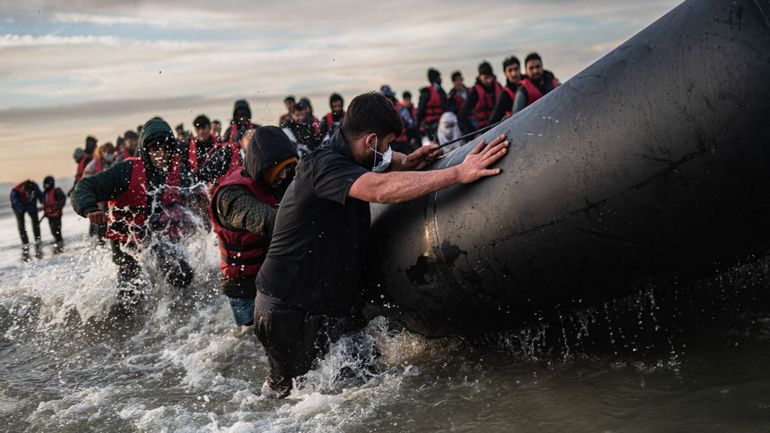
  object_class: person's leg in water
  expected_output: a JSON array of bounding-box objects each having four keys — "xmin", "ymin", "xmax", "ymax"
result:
[
  {"xmin": 254, "ymin": 290, "xmax": 326, "ymax": 398},
  {"xmin": 96, "ymin": 202, "xmax": 107, "ymax": 246},
  {"xmin": 48, "ymin": 216, "xmax": 64, "ymax": 253},
  {"xmin": 30, "ymin": 210, "xmax": 42, "ymax": 258},
  {"xmin": 153, "ymin": 242, "xmax": 194, "ymax": 289},
  {"xmin": 110, "ymin": 240, "xmax": 145, "ymax": 315},
  {"xmin": 15, "ymin": 211, "xmax": 30, "ymax": 261}
]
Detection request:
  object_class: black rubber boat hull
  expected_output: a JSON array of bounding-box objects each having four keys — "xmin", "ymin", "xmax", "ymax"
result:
[{"xmin": 365, "ymin": 0, "xmax": 770, "ymax": 337}]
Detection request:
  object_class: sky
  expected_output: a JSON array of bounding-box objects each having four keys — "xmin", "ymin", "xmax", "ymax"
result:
[{"xmin": 0, "ymin": 0, "xmax": 681, "ymax": 183}]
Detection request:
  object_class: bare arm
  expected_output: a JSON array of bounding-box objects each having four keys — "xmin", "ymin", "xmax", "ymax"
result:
[{"xmin": 349, "ymin": 135, "xmax": 509, "ymax": 204}]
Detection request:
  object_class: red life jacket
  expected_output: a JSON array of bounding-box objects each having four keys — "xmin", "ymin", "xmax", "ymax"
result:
[
  {"xmin": 521, "ymin": 77, "xmax": 560, "ymax": 106},
  {"xmin": 44, "ymin": 188, "xmax": 62, "ymax": 218},
  {"xmin": 93, "ymin": 157, "xmax": 105, "ymax": 175},
  {"xmin": 11, "ymin": 182, "xmax": 35, "ymax": 207},
  {"xmin": 311, "ymin": 116, "xmax": 322, "ymax": 136},
  {"xmin": 502, "ymin": 85, "xmax": 518, "ymax": 117},
  {"xmin": 75, "ymin": 154, "xmax": 92, "ymax": 181},
  {"xmin": 106, "ymin": 156, "xmax": 184, "ymax": 244},
  {"xmin": 209, "ymin": 170, "xmax": 278, "ymax": 280},
  {"xmin": 472, "ymin": 82, "xmax": 502, "ymax": 128},
  {"xmin": 423, "ymin": 86, "xmax": 444, "ymax": 124},
  {"xmin": 207, "ymin": 124, "xmax": 245, "ymax": 188},
  {"xmin": 188, "ymin": 135, "xmax": 218, "ymax": 174},
  {"xmin": 451, "ymin": 88, "xmax": 467, "ymax": 113}
]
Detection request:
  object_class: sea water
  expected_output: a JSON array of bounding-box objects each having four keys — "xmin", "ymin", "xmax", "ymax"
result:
[{"xmin": 1, "ymin": 206, "xmax": 769, "ymax": 432}]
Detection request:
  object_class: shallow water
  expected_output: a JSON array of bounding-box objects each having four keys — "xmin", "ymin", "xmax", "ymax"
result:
[{"xmin": 1, "ymin": 207, "xmax": 769, "ymax": 432}]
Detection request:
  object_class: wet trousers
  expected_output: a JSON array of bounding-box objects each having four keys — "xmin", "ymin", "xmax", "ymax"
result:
[
  {"xmin": 15, "ymin": 210, "xmax": 40, "ymax": 245},
  {"xmin": 47, "ymin": 216, "xmax": 63, "ymax": 243},
  {"xmin": 110, "ymin": 240, "xmax": 194, "ymax": 295},
  {"xmin": 253, "ymin": 289, "xmax": 364, "ymax": 398}
]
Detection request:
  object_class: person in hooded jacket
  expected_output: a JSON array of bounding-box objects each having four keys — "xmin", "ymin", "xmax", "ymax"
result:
[
  {"xmin": 210, "ymin": 126, "xmax": 298, "ymax": 326},
  {"xmin": 436, "ymin": 112, "xmax": 464, "ymax": 152},
  {"xmin": 459, "ymin": 61, "xmax": 503, "ymax": 133},
  {"xmin": 223, "ymin": 99, "xmax": 257, "ymax": 145},
  {"xmin": 10, "ymin": 179, "xmax": 44, "ymax": 261},
  {"xmin": 72, "ymin": 117, "xmax": 196, "ymax": 313},
  {"xmin": 41, "ymin": 176, "xmax": 66, "ymax": 254}
]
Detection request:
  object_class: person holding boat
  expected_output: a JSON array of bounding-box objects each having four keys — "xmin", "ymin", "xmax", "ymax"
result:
[{"xmin": 253, "ymin": 92, "xmax": 510, "ymax": 398}]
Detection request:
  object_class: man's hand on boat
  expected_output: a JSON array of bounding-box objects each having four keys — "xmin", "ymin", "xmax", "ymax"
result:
[{"xmin": 455, "ymin": 134, "xmax": 509, "ymax": 184}]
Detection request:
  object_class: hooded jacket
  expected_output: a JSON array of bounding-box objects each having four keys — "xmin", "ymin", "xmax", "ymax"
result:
[
  {"xmin": 210, "ymin": 126, "xmax": 298, "ymax": 297},
  {"xmin": 223, "ymin": 100, "xmax": 255, "ymax": 144},
  {"xmin": 71, "ymin": 117, "xmax": 194, "ymax": 241}
]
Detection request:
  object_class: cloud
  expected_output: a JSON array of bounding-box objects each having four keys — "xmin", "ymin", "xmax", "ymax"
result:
[{"xmin": 0, "ymin": 0, "xmax": 684, "ymax": 180}]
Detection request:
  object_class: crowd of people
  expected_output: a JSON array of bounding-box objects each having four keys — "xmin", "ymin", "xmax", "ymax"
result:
[{"xmin": 9, "ymin": 52, "xmax": 555, "ymax": 397}]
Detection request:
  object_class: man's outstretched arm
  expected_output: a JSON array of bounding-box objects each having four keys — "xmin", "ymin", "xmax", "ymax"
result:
[{"xmin": 349, "ymin": 135, "xmax": 509, "ymax": 204}]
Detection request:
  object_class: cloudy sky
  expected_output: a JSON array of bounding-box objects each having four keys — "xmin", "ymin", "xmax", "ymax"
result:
[{"xmin": 0, "ymin": 0, "xmax": 680, "ymax": 182}]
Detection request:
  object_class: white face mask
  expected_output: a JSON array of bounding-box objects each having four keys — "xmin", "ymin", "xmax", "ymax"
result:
[
  {"xmin": 370, "ymin": 136, "xmax": 392, "ymax": 172},
  {"xmin": 103, "ymin": 153, "xmax": 115, "ymax": 163}
]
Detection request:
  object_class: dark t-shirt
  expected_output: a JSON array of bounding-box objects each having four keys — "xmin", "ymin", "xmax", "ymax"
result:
[{"xmin": 256, "ymin": 130, "xmax": 370, "ymax": 316}]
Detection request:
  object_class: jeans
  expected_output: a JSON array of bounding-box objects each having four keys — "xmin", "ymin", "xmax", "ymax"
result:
[{"xmin": 228, "ymin": 296, "xmax": 255, "ymax": 326}]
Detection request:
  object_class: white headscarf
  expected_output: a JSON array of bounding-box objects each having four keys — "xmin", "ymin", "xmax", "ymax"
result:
[{"xmin": 437, "ymin": 112, "xmax": 463, "ymax": 152}]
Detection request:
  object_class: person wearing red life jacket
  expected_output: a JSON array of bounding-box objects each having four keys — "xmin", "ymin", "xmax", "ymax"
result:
[
  {"xmin": 210, "ymin": 126, "xmax": 298, "ymax": 326},
  {"xmin": 513, "ymin": 52, "xmax": 561, "ymax": 113},
  {"xmin": 207, "ymin": 100, "xmax": 255, "ymax": 188},
  {"xmin": 459, "ymin": 61, "xmax": 503, "ymax": 133},
  {"xmin": 72, "ymin": 117, "xmax": 196, "ymax": 314},
  {"xmin": 10, "ymin": 179, "xmax": 43, "ymax": 261},
  {"xmin": 416, "ymin": 68, "xmax": 447, "ymax": 142},
  {"xmin": 490, "ymin": 55, "xmax": 523, "ymax": 124},
  {"xmin": 447, "ymin": 70, "xmax": 469, "ymax": 115},
  {"xmin": 320, "ymin": 93, "xmax": 345, "ymax": 141},
  {"xmin": 41, "ymin": 176, "xmax": 66, "ymax": 254},
  {"xmin": 186, "ymin": 115, "xmax": 219, "ymax": 180},
  {"xmin": 74, "ymin": 136, "xmax": 98, "ymax": 184}
]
